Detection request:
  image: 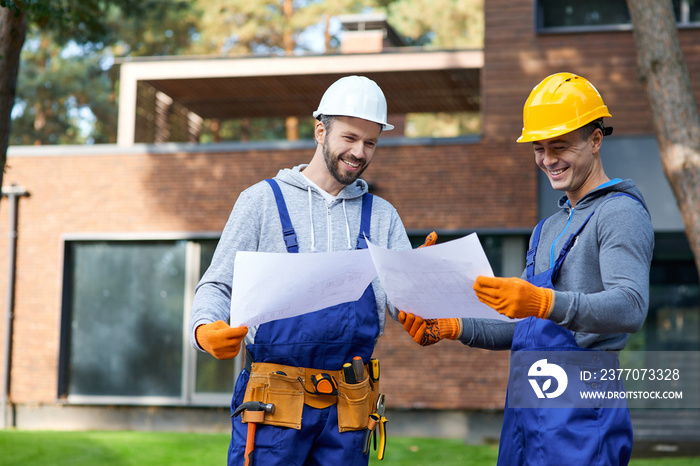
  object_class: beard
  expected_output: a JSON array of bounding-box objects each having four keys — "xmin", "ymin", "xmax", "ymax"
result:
[{"xmin": 322, "ymin": 136, "xmax": 369, "ymax": 186}]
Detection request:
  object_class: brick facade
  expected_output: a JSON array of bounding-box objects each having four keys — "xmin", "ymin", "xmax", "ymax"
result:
[
  {"xmin": 0, "ymin": 139, "xmax": 531, "ymax": 410},
  {"xmin": 3, "ymin": 0, "xmax": 700, "ymax": 430},
  {"xmin": 482, "ymin": 0, "xmax": 700, "ymax": 143}
]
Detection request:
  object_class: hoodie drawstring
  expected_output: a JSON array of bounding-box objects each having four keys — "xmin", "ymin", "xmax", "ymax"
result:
[
  {"xmin": 342, "ymin": 199, "xmax": 352, "ymax": 250},
  {"xmin": 307, "ymin": 187, "xmax": 353, "ymax": 251},
  {"xmin": 307, "ymin": 187, "xmax": 317, "ymax": 252}
]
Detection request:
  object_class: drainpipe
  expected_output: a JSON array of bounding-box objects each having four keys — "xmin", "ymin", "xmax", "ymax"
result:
[{"xmin": 1, "ymin": 184, "xmax": 29, "ymax": 429}]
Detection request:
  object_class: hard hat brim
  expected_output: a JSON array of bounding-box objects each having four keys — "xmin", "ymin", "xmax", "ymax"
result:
[{"xmin": 313, "ymin": 112, "xmax": 394, "ymax": 131}]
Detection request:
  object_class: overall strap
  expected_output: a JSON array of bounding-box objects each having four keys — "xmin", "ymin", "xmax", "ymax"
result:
[
  {"xmin": 355, "ymin": 193, "xmax": 374, "ymax": 250},
  {"xmin": 264, "ymin": 179, "xmax": 299, "ymax": 253},
  {"xmin": 550, "ymin": 210, "xmax": 595, "ymax": 283},
  {"xmin": 609, "ymin": 192, "xmax": 647, "ymax": 211},
  {"xmin": 535, "ymin": 192, "xmax": 645, "ymax": 285},
  {"xmin": 526, "ymin": 217, "xmax": 547, "ymax": 281}
]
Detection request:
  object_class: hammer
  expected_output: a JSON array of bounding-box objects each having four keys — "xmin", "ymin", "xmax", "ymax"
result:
[{"xmin": 232, "ymin": 401, "xmax": 275, "ymax": 466}]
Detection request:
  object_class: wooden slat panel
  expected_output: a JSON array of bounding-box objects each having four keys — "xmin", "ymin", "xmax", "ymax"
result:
[{"xmin": 143, "ymin": 68, "xmax": 480, "ymax": 120}]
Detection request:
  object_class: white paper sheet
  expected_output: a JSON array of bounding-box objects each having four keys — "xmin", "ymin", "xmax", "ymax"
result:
[
  {"xmin": 230, "ymin": 233, "xmax": 513, "ymax": 327},
  {"xmin": 367, "ymin": 233, "xmax": 514, "ymax": 322},
  {"xmin": 230, "ymin": 249, "xmax": 377, "ymax": 327}
]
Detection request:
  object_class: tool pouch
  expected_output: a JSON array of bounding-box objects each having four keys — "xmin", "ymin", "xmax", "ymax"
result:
[
  {"xmin": 337, "ymin": 376, "xmax": 379, "ymax": 432},
  {"xmin": 242, "ymin": 361, "xmax": 379, "ymax": 432},
  {"xmin": 242, "ymin": 365, "xmax": 304, "ymax": 430}
]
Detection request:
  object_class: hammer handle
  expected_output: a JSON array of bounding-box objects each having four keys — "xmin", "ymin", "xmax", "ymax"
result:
[{"xmin": 244, "ymin": 422, "xmax": 256, "ymax": 466}]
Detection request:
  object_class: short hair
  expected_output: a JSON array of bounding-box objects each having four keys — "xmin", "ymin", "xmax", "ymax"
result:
[
  {"xmin": 317, "ymin": 115, "xmax": 335, "ymax": 134},
  {"xmin": 579, "ymin": 118, "xmax": 611, "ymax": 140},
  {"xmin": 579, "ymin": 118, "xmax": 604, "ymax": 140}
]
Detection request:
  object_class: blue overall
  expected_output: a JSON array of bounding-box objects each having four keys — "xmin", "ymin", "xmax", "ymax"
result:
[
  {"xmin": 228, "ymin": 179, "xmax": 379, "ymax": 466},
  {"xmin": 498, "ymin": 194, "xmax": 637, "ymax": 466}
]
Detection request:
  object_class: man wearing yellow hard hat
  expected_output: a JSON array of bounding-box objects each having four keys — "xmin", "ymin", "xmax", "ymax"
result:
[{"xmin": 399, "ymin": 73, "xmax": 654, "ymax": 464}]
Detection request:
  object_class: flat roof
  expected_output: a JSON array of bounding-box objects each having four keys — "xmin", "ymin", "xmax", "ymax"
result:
[{"xmin": 117, "ymin": 49, "xmax": 483, "ymax": 145}]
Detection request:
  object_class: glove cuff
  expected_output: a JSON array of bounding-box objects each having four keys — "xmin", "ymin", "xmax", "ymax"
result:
[
  {"xmin": 535, "ymin": 288, "xmax": 555, "ymax": 319},
  {"xmin": 195, "ymin": 324, "xmax": 205, "ymax": 349},
  {"xmin": 441, "ymin": 318, "xmax": 463, "ymax": 340}
]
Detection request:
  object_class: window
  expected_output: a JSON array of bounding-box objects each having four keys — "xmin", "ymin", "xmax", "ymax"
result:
[
  {"xmin": 538, "ymin": 0, "xmax": 630, "ymax": 30},
  {"xmin": 191, "ymin": 241, "xmax": 239, "ymax": 402},
  {"xmin": 537, "ymin": 0, "xmax": 700, "ymax": 32},
  {"xmin": 626, "ymin": 233, "xmax": 699, "ymax": 352},
  {"xmin": 59, "ymin": 237, "xmax": 239, "ymax": 406},
  {"xmin": 688, "ymin": 0, "xmax": 700, "ymax": 23}
]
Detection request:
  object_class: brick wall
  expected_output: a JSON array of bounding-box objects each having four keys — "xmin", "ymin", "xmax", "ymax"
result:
[
  {"xmin": 7, "ymin": 0, "xmax": 700, "ymax": 418},
  {"xmin": 0, "ymin": 139, "xmax": 529, "ymax": 408},
  {"xmin": 375, "ymin": 323, "xmax": 509, "ymax": 411},
  {"xmin": 483, "ymin": 0, "xmax": 700, "ymax": 143}
]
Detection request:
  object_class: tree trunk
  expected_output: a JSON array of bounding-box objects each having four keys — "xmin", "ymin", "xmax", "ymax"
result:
[
  {"xmin": 323, "ymin": 14, "xmax": 331, "ymax": 52},
  {"xmin": 0, "ymin": 5, "xmax": 27, "ymax": 189},
  {"xmin": 626, "ymin": 0, "xmax": 700, "ymax": 274}
]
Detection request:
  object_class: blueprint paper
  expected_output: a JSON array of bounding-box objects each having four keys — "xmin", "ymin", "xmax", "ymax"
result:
[
  {"xmin": 230, "ymin": 233, "xmax": 512, "ymax": 327},
  {"xmin": 367, "ymin": 233, "xmax": 513, "ymax": 322},
  {"xmin": 230, "ymin": 249, "xmax": 377, "ymax": 327}
]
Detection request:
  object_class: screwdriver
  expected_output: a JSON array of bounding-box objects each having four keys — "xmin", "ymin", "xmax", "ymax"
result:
[
  {"xmin": 369, "ymin": 358, "xmax": 380, "ymax": 383},
  {"xmin": 352, "ymin": 356, "xmax": 365, "ymax": 382},
  {"xmin": 343, "ymin": 362, "xmax": 357, "ymax": 384}
]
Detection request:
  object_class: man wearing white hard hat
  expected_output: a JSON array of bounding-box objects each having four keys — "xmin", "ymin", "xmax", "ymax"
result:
[{"xmin": 190, "ymin": 76, "xmax": 411, "ymax": 465}]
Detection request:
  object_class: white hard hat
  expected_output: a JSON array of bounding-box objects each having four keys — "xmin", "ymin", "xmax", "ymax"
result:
[{"xmin": 313, "ymin": 75, "xmax": 394, "ymax": 131}]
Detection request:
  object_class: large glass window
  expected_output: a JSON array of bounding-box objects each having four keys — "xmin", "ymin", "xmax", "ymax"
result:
[
  {"xmin": 59, "ymin": 237, "xmax": 237, "ymax": 405},
  {"xmin": 691, "ymin": 0, "xmax": 700, "ymax": 22},
  {"xmin": 411, "ymin": 231, "xmax": 700, "ymax": 352},
  {"xmin": 626, "ymin": 233, "xmax": 700, "ymax": 352},
  {"xmin": 65, "ymin": 241, "xmax": 186, "ymax": 398},
  {"xmin": 537, "ymin": 0, "xmax": 700, "ymax": 32},
  {"xmin": 538, "ymin": 0, "xmax": 630, "ymax": 29},
  {"xmin": 192, "ymin": 241, "xmax": 238, "ymax": 398}
]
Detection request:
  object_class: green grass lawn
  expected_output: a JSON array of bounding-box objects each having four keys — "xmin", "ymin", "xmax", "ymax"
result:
[{"xmin": 0, "ymin": 430, "xmax": 698, "ymax": 465}]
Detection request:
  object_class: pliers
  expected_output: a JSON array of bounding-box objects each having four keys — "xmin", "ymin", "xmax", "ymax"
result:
[
  {"xmin": 376, "ymin": 393, "xmax": 387, "ymax": 459},
  {"xmin": 362, "ymin": 393, "xmax": 387, "ymax": 460}
]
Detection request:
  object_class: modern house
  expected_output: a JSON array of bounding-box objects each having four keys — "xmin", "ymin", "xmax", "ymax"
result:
[{"xmin": 1, "ymin": 0, "xmax": 698, "ymax": 456}]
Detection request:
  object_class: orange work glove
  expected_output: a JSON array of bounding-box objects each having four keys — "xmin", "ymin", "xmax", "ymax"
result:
[
  {"xmin": 195, "ymin": 320, "xmax": 248, "ymax": 360},
  {"xmin": 397, "ymin": 311, "xmax": 462, "ymax": 346},
  {"xmin": 473, "ymin": 276, "xmax": 554, "ymax": 320},
  {"xmin": 419, "ymin": 231, "xmax": 437, "ymax": 248}
]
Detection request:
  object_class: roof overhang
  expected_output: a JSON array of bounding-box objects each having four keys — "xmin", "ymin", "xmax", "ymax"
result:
[{"xmin": 117, "ymin": 49, "xmax": 483, "ymax": 145}]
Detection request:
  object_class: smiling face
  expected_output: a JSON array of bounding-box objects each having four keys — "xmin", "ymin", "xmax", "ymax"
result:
[
  {"xmin": 321, "ymin": 116, "xmax": 380, "ymax": 188},
  {"xmin": 533, "ymin": 126, "xmax": 607, "ymax": 206}
]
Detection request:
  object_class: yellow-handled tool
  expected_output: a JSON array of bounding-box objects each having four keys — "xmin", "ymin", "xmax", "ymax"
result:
[
  {"xmin": 362, "ymin": 413, "xmax": 380, "ymax": 455},
  {"xmin": 376, "ymin": 393, "xmax": 387, "ymax": 460},
  {"xmin": 369, "ymin": 358, "xmax": 380, "ymax": 383}
]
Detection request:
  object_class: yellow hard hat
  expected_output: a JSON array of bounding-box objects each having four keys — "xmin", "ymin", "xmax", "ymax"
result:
[{"xmin": 517, "ymin": 72, "xmax": 612, "ymax": 143}]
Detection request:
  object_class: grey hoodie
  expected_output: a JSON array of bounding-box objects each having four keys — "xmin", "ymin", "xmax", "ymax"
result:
[
  {"xmin": 190, "ymin": 165, "xmax": 411, "ymax": 350},
  {"xmin": 460, "ymin": 179, "xmax": 654, "ymax": 351}
]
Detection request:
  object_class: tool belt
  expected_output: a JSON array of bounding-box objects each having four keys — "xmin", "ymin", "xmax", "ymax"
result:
[{"xmin": 242, "ymin": 360, "xmax": 380, "ymax": 432}]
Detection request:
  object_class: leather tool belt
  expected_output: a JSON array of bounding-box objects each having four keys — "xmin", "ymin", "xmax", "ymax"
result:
[{"xmin": 241, "ymin": 361, "xmax": 380, "ymax": 432}]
